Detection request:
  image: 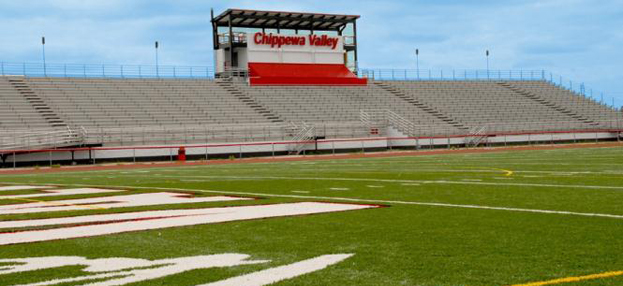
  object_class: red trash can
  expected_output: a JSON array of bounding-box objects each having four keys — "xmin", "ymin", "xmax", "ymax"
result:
[{"xmin": 177, "ymin": 147, "xmax": 186, "ymax": 162}]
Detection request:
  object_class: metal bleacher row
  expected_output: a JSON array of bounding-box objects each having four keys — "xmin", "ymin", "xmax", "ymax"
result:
[
  {"xmin": 1, "ymin": 76, "xmax": 621, "ymax": 149},
  {"xmin": 25, "ymin": 77, "xmax": 272, "ymax": 128}
]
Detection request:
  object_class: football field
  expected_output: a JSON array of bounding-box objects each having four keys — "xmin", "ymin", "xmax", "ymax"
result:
[{"xmin": 1, "ymin": 145, "xmax": 623, "ymax": 286}]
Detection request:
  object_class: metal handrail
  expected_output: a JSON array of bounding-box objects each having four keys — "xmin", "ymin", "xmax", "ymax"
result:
[{"xmin": 0, "ymin": 128, "xmax": 84, "ymax": 151}]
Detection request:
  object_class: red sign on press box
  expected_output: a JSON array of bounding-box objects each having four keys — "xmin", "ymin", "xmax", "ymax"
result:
[{"xmin": 253, "ymin": 32, "xmax": 340, "ymax": 49}]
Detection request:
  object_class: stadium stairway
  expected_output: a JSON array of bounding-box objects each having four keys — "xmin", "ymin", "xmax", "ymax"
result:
[
  {"xmin": 505, "ymin": 81, "xmax": 622, "ymax": 125},
  {"xmin": 215, "ymin": 80, "xmax": 283, "ymax": 123},
  {"xmin": 497, "ymin": 82, "xmax": 598, "ymax": 126},
  {"xmin": 3, "ymin": 77, "xmax": 66, "ymax": 129},
  {"xmin": 373, "ymin": 81, "xmax": 469, "ymax": 130},
  {"xmin": 376, "ymin": 80, "xmax": 605, "ymax": 132}
]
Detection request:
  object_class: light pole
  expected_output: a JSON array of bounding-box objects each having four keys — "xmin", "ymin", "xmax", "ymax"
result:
[
  {"xmin": 486, "ymin": 50, "xmax": 490, "ymax": 80},
  {"xmin": 42, "ymin": 36, "xmax": 46, "ymax": 77},
  {"xmin": 155, "ymin": 41, "xmax": 159, "ymax": 77},
  {"xmin": 415, "ymin": 48, "xmax": 420, "ymax": 80}
]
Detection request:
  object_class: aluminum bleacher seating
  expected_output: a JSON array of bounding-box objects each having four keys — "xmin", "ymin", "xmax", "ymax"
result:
[{"xmin": 1, "ymin": 76, "xmax": 620, "ymax": 150}]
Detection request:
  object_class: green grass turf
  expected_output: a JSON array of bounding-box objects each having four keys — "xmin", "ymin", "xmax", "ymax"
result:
[{"xmin": 1, "ymin": 145, "xmax": 623, "ymax": 286}]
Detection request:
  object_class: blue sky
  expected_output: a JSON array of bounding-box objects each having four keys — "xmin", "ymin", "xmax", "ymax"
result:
[{"xmin": 1, "ymin": 0, "xmax": 622, "ymax": 107}]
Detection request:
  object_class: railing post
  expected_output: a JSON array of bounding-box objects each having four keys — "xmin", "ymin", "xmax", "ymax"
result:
[
  {"xmin": 102, "ymin": 64, "xmax": 105, "ymax": 77},
  {"xmin": 23, "ymin": 62, "xmax": 26, "ymax": 76},
  {"xmin": 139, "ymin": 66, "xmax": 142, "ymax": 78},
  {"xmin": 121, "ymin": 65, "xmax": 124, "ymax": 78},
  {"xmin": 1, "ymin": 62, "xmax": 4, "ymax": 76},
  {"xmin": 83, "ymin": 64, "xmax": 87, "ymax": 78},
  {"xmin": 13, "ymin": 151, "xmax": 16, "ymax": 169}
]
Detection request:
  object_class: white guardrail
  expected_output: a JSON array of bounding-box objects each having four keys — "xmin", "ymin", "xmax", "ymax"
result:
[
  {"xmin": 0, "ymin": 127, "xmax": 85, "ymax": 151},
  {"xmin": 2, "ymin": 118, "xmax": 622, "ymax": 153}
]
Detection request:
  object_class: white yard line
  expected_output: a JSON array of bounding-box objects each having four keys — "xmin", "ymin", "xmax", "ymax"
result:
[
  {"xmin": 116, "ymin": 175, "xmax": 623, "ymax": 191},
  {"xmin": 5, "ymin": 182, "xmax": 623, "ymax": 221},
  {"xmin": 15, "ymin": 173, "xmax": 622, "ymax": 190}
]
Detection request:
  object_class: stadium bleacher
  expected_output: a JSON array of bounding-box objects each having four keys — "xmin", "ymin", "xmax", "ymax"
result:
[
  {"xmin": 0, "ymin": 77, "xmax": 58, "ymax": 131},
  {"xmin": 1, "ymin": 76, "xmax": 621, "ymax": 150}
]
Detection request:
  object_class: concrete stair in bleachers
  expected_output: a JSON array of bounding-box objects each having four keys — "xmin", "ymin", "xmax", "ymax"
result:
[
  {"xmin": 6, "ymin": 77, "xmax": 66, "ymax": 128},
  {"xmin": 216, "ymin": 80, "xmax": 283, "ymax": 123},
  {"xmin": 497, "ymin": 82, "xmax": 598, "ymax": 126},
  {"xmin": 374, "ymin": 81, "xmax": 468, "ymax": 130},
  {"xmin": 505, "ymin": 81, "xmax": 622, "ymax": 125}
]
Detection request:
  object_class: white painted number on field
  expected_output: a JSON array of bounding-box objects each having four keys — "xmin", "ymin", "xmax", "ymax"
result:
[
  {"xmin": 0, "ymin": 202, "xmax": 378, "ymax": 245},
  {"xmin": 0, "ymin": 188, "xmax": 121, "ymax": 199},
  {"xmin": 0, "ymin": 253, "xmax": 353, "ymax": 286},
  {"xmin": 0, "ymin": 185, "xmax": 53, "ymax": 191},
  {"xmin": 0, "ymin": 192, "xmax": 250, "ymax": 214}
]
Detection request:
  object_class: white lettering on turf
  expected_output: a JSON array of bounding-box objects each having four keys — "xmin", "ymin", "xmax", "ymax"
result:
[
  {"xmin": 0, "ymin": 202, "xmax": 377, "ymax": 245},
  {"xmin": 0, "ymin": 188, "xmax": 121, "ymax": 199},
  {"xmin": 0, "ymin": 253, "xmax": 353, "ymax": 286},
  {"xmin": 199, "ymin": 254, "xmax": 353, "ymax": 286},
  {"xmin": 0, "ymin": 192, "xmax": 250, "ymax": 214},
  {"xmin": 0, "ymin": 186, "xmax": 53, "ymax": 191}
]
